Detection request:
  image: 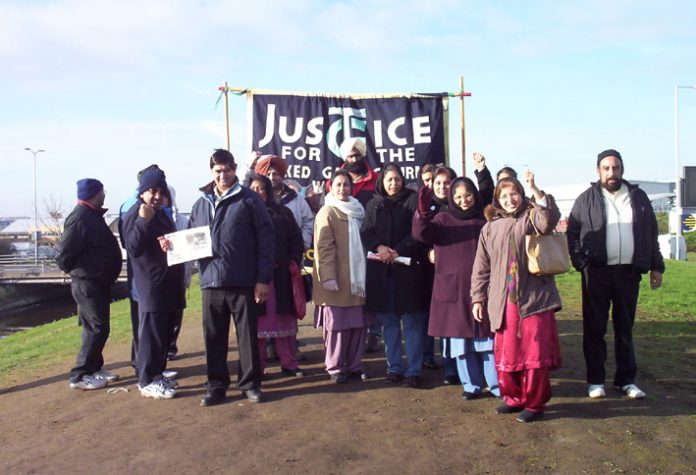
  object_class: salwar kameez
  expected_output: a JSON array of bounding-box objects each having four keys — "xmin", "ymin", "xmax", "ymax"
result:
[{"xmin": 257, "ymin": 280, "xmax": 299, "ymax": 372}]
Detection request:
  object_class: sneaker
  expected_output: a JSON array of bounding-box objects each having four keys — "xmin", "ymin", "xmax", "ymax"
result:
[
  {"xmin": 162, "ymin": 377, "xmax": 179, "ymax": 389},
  {"xmin": 615, "ymin": 384, "xmax": 646, "ymax": 399},
  {"xmin": 516, "ymin": 409, "xmax": 544, "ymax": 423},
  {"xmin": 92, "ymin": 369, "xmax": 119, "ymax": 383},
  {"xmin": 462, "ymin": 391, "xmax": 481, "ymax": 401},
  {"xmin": 69, "ymin": 374, "xmax": 107, "ymax": 390},
  {"xmin": 588, "ymin": 384, "xmax": 606, "ymax": 398},
  {"xmin": 243, "ymin": 388, "xmax": 263, "ymax": 403},
  {"xmin": 139, "ymin": 380, "xmax": 176, "ymax": 400},
  {"xmin": 162, "ymin": 370, "xmax": 178, "ymax": 379},
  {"xmin": 330, "ymin": 373, "xmax": 348, "ymax": 384}
]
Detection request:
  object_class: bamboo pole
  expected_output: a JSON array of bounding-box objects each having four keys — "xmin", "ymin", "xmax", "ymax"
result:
[
  {"xmin": 223, "ymin": 81, "xmax": 231, "ymax": 150},
  {"xmin": 459, "ymin": 76, "xmax": 466, "ymax": 176}
]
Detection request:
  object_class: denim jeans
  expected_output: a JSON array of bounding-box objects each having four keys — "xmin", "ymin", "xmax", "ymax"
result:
[{"xmin": 380, "ymin": 312, "xmax": 425, "ymax": 377}]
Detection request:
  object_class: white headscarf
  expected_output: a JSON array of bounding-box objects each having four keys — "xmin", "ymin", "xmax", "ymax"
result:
[{"xmin": 324, "ymin": 193, "xmax": 366, "ymax": 298}]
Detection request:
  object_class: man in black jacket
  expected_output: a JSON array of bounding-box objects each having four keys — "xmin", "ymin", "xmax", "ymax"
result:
[
  {"xmin": 567, "ymin": 149, "xmax": 665, "ymax": 400},
  {"xmin": 56, "ymin": 179, "xmax": 123, "ymax": 390},
  {"xmin": 189, "ymin": 149, "xmax": 274, "ymax": 406}
]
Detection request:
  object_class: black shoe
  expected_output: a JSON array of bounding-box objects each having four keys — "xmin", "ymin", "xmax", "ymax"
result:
[
  {"xmin": 167, "ymin": 352, "xmax": 177, "ymax": 361},
  {"xmin": 385, "ymin": 372, "xmax": 404, "ymax": 384},
  {"xmin": 243, "ymin": 388, "xmax": 263, "ymax": 403},
  {"xmin": 516, "ymin": 409, "xmax": 544, "ymax": 423},
  {"xmin": 281, "ymin": 367, "xmax": 305, "ymax": 377},
  {"xmin": 402, "ymin": 375, "xmax": 421, "ymax": 388},
  {"xmin": 462, "ymin": 391, "xmax": 481, "ymax": 400},
  {"xmin": 443, "ymin": 375, "xmax": 460, "ymax": 385},
  {"xmin": 200, "ymin": 391, "xmax": 226, "ymax": 407},
  {"xmin": 495, "ymin": 404, "xmax": 524, "ymax": 414},
  {"xmin": 423, "ymin": 360, "xmax": 440, "ymax": 370},
  {"xmin": 330, "ymin": 373, "xmax": 348, "ymax": 384},
  {"xmin": 348, "ymin": 370, "xmax": 369, "ymax": 381}
]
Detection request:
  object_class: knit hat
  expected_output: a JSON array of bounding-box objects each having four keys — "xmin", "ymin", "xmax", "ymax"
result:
[
  {"xmin": 138, "ymin": 169, "xmax": 168, "ymax": 194},
  {"xmin": 340, "ymin": 137, "xmax": 367, "ymax": 160},
  {"xmin": 254, "ymin": 154, "xmax": 288, "ymax": 177},
  {"xmin": 597, "ymin": 149, "xmax": 623, "ymax": 166},
  {"xmin": 76, "ymin": 178, "xmax": 104, "ymax": 200}
]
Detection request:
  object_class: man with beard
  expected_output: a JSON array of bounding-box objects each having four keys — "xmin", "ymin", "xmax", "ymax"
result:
[
  {"xmin": 57, "ymin": 179, "xmax": 123, "ymax": 390},
  {"xmin": 255, "ymin": 154, "xmax": 314, "ymax": 250},
  {"xmin": 567, "ymin": 149, "xmax": 664, "ymax": 401},
  {"xmin": 328, "ymin": 137, "xmax": 379, "ymax": 207}
]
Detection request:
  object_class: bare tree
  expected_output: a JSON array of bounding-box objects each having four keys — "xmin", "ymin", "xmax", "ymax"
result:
[{"xmin": 42, "ymin": 195, "xmax": 64, "ymax": 246}]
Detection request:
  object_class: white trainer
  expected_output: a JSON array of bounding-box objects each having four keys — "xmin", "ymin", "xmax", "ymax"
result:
[
  {"xmin": 69, "ymin": 374, "xmax": 108, "ymax": 390},
  {"xmin": 162, "ymin": 370, "xmax": 178, "ymax": 379},
  {"xmin": 588, "ymin": 384, "xmax": 606, "ymax": 398},
  {"xmin": 92, "ymin": 369, "xmax": 119, "ymax": 383},
  {"xmin": 616, "ymin": 384, "xmax": 646, "ymax": 399},
  {"xmin": 139, "ymin": 380, "xmax": 176, "ymax": 399},
  {"xmin": 162, "ymin": 376, "xmax": 179, "ymax": 389}
]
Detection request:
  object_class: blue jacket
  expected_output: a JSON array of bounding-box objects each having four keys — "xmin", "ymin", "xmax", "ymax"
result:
[
  {"xmin": 189, "ymin": 181, "xmax": 275, "ymax": 289},
  {"xmin": 120, "ymin": 201, "xmax": 185, "ymax": 313}
]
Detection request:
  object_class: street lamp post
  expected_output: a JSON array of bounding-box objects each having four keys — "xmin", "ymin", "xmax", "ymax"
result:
[
  {"xmin": 674, "ymin": 86, "xmax": 696, "ymax": 260},
  {"xmin": 24, "ymin": 147, "xmax": 45, "ymax": 265}
]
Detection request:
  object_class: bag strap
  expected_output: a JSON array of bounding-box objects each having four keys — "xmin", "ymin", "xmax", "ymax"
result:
[{"xmin": 528, "ymin": 207, "xmax": 542, "ymax": 236}]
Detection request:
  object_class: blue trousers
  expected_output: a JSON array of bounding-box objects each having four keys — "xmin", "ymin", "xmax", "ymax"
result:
[{"xmin": 456, "ymin": 350, "xmax": 500, "ymax": 396}]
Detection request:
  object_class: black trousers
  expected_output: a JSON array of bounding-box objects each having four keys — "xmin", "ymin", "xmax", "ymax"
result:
[
  {"xmin": 137, "ymin": 310, "xmax": 174, "ymax": 387},
  {"xmin": 202, "ymin": 287, "xmax": 261, "ymax": 393},
  {"xmin": 69, "ymin": 279, "xmax": 111, "ymax": 383},
  {"xmin": 129, "ymin": 298, "xmax": 139, "ymax": 369},
  {"xmin": 581, "ymin": 264, "xmax": 641, "ymax": 386},
  {"xmin": 168, "ymin": 309, "xmax": 184, "ymax": 356}
]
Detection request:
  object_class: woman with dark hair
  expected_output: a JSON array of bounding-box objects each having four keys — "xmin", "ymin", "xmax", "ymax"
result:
[
  {"xmin": 413, "ymin": 176, "xmax": 499, "ymax": 400},
  {"xmin": 362, "ymin": 164, "xmax": 428, "ymax": 388},
  {"xmin": 248, "ymin": 174, "xmax": 305, "ymax": 377},
  {"xmin": 471, "ymin": 172, "xmax": 562, "ymax": 423},
  {"xmin": 313, "ymin": 169, "xmax": 370, "ymax": 383}
]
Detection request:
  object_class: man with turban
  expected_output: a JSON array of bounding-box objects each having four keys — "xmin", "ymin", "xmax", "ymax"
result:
[{"xmin": 255, "ymin": 154, "xmax": 314, "ymax": 250}]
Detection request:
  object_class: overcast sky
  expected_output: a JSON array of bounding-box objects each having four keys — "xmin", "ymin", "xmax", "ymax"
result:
[{"xmin": 2, "ymin": 0, "xmax": 696, "ymax": 217}]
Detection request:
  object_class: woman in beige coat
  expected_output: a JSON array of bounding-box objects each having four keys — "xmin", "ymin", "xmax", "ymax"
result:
[{"xmin": 313, "ymin": 170, "xmax": 371, "ymax": 384}]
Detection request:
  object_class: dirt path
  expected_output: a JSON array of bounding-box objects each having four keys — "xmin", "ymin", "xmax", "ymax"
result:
[{"xmin": 1, "ymin": 309, "xmax": 695, "ymax": 474}]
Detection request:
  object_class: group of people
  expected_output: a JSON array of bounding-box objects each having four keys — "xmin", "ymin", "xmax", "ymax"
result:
[{"xmin": 55, "ymin": 142, "xmax": 664, "ymax": 422}]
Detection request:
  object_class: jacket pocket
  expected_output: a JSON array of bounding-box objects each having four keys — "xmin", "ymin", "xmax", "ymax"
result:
[{"xmin": 433, "ymin": 272, "xmax": 459, "ymax": 303}]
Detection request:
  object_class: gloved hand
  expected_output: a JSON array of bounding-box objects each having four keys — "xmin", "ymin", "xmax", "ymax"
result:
[
  {"xmin": 418, "ymin": 185, "xmax": 432, "ymax": 215},
  {"xmin": 322, "ymin": 279, "xmax": 339, "ymax": 291}
]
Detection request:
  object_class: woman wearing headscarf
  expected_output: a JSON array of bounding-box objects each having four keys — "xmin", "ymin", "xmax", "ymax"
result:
[
  {"xmin": 361, "ymin": 164, "xmax": 428, "ymax": 388},
  {"xmin": 471, "ymin": 171, "xmax": 562, "ymax": 423},
  {"xmin": 313, "ymin": 170, "xmax": 370, "ymax": 384},
  {"xmin": 413, "ymin": 176, "xmax": 499, "ymax": 400},
  {"xmin": 248, "ymin": 174, "xmax": 305, "ymax": 377}
]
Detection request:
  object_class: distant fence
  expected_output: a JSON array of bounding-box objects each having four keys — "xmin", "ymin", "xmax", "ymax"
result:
[{"xmin": 0, "ymin": 255, "xmax": 127, "ymax": 284}]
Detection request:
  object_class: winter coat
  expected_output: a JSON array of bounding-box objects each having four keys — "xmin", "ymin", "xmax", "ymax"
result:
[
  {"xmin": 312, "ymin": 205, "xmax": 365, "ymax": 308},
  {"xmin": 120, "ymin": 201, "xmax": 185, "ymax": 313},
  {"xmin": 278, "ymin": 186, "xmax": 314, "ymax": 250},
  {"xmin": 56, "ymin": 203, "xmax": 123, "ymax": 286},
  {"xmin": 361, "ymin": 189, "xmax": 428, "ymax": 314},
  {"xmin": 255, "ymin": 204, "xmax": 304, "ymax": 316},
  {"xmin": 566, "ymin": 180, "xmax": 665, "ymax": 274},
  {"xmin": 412, "ymin": 210, "xmax": 490, "ymax": 338},
  {"xmin": 470, "ymin": 196, "xmax": 563, "ymax": 331},
  {"xmin": 189, "ymin": 181, "xmax": 275, "ymax": 289}
]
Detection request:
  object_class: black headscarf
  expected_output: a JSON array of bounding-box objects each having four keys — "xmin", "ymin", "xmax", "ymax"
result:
[
  {"xmin": 443, "ymin": 176, "xmax": 484, "ymax": 220},
  {"xmin": 375, "ymin": 164, "xmax": 412, "ymax": 207},
  {"xmin": 248, "ymin": 174, "xmax": 283, "ymax": 215}
]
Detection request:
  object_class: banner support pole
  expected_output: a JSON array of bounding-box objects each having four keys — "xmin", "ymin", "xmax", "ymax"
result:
[
  {"xmin": 223, "ymin": 81, "xmax": 231, "ymax": 150},
  {"xmin": 459, "ymin": 76, "xmax": 466, "ymax": 176}
]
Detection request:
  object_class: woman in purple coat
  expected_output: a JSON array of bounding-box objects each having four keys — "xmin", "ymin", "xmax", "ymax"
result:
[{"xmin": 412, "ymin": 176, "xmax": 499, "ymax": 399}]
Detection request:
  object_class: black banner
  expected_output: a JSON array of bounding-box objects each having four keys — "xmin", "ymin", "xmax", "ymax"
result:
[{"xmin": 251, "ymin": 93, "xmax": 447, "ymax": 186}]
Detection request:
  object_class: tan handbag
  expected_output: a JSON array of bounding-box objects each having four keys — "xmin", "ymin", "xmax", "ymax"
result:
[{"xmin": 525, "ymin": 209, "xmax": 570, "ymax": 276}]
